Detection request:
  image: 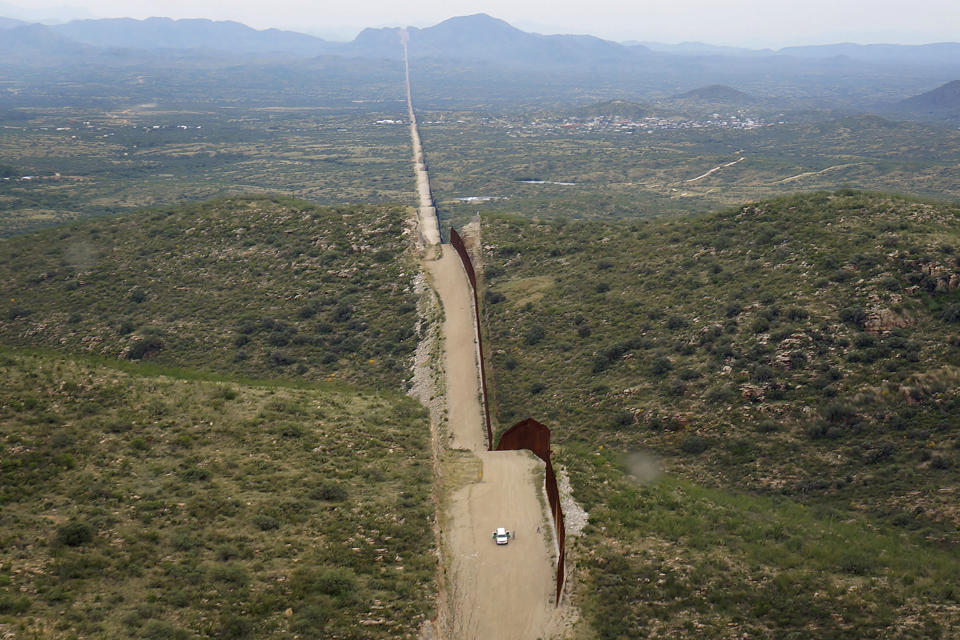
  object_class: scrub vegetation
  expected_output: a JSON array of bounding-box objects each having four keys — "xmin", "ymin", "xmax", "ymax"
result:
[
  {"xmin": 480, "ymin": 190, "xmax": 960, "ymax": 637},
  {"xmin": 0, "ymin": 350, "xmax": 434, "ymax": 638},
  {"xmin": 0, "ymin": 195, "xmax": 419, "ymax": 389}
]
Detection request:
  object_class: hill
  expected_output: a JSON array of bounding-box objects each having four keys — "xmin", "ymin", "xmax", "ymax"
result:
[
  {"xmin": 672, "ymin": 84, "xmax": 755, "ymax": 102},
  {"xmin": 0, "ymin": 23, "xmax": 91, "ymax": 60},
  {"xmin": 361, "ymin": 13, "xmax": 642, "ymax": 65},
  {"xmin": 479, "ymin": 191, "xmax": 960, "ymax": 637},
  {"xmin": 899, "ymin": 79, "xmax": 960, "ymax": 112},
  {"xmin": 0, "ymin": 196, "xmax": 419, "ymax": 389},
  {"xmin": 0, "ymin": 349, "xmax": 434, "ymax": 638},
  {"xmin": 779, "ymin": 42, "xmax": 960, "ymax": 67},
  {"xmin": 51, "ymin": 17, "xmax": 335, "ymax": 56}
]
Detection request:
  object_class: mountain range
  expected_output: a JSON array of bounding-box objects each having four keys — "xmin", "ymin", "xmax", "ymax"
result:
[
  {"xmin": 2, "ymin": 12, "xmax": 959, "ymax": 70},
  {"xmin": 1, "ymin": 12, "xmax": 959, "ymax": 114}
]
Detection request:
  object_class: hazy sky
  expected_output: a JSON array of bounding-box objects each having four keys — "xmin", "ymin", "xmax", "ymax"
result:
[{"xmin": 6, "ymin": 0, "xmax": 960, "ymax": 47}]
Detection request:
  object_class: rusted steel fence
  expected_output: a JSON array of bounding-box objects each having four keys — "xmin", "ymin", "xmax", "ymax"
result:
[
  {"xmin": 449, "ymin": 227, "xmax": 566, "ymax": 606},
  {"xmin": 449, "ymin": 227, "xmax": 494, "ymax": 451},
  {"xmin": 496, "ymin": 418, "xmax": 566, "ymax": 606}
]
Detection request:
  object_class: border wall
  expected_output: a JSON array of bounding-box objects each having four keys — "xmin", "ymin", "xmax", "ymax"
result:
[
  {"xmin": 496, "ymin": 418, "xmax": 566, "ymax": 606},
  {"xmin": 449, "ymin": 227, "xmax": 494, "ymax": 451}
]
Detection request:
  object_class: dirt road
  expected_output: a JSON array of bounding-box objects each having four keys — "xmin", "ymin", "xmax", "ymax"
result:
[
  {"xmin": 403, "ymin": 38, "xmax": 440, "ymax": 245},
  {"xmin": 404, "ymin": 31, "xmax": 558, "ymax": 637},
  {"xmin": 427, "ymin": 247, "xmax": 486, "ymax": 452},
  {"xmin": 425, "ymin": 247, "xmax": 556, "ymax": 639},
  {"xmin": 445, "ymin": 451, "xmax": 556, "ymax": 640}
]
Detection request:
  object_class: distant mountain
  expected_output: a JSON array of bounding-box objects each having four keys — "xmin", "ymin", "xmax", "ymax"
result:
[
  {"xmin": 899, "ymin": 80, "xmax": 960, "ymax": 113},
  {"xmin": 571, "ymin": 99, "xmax": 653, "ymax": 119},
  {"xmin": 0, "ymin": 16, "xmax": 25, "ymax": 29},
  {"xmin": 51, "ymin": 17, "xmax": 335, "ymax": 56},
  {"xmin": 778, "ymin": 42, "xmax": 960, "ymax": 67},
  {"xmin": 359, "ymin": 14, "xmax": 644, "ymax": 65},
  {"xmin": 631, "ymin": 41, "xmax": 772, "ymax": 57},
  {"xmin": 673, "ymin": 84, "xmax": 754, "ymax": 102},
  {"xmin": 0, "ymin": 23, "xmax": 90, "ymax": 58}
]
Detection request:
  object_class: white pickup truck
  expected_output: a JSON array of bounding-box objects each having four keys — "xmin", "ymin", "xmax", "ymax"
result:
[{"xmin": 492, "ymin": 527, "xmax": 512, "ymax": 545}]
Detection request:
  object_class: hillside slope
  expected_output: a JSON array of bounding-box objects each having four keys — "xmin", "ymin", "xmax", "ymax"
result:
[
  {"xmin": 899, "ymin": 79, "xmax": 960, "ymax": 114},
  {"xmin": 0, "ymin": 196, "xmax": 419, "ymax": 389},
  {"xmin": 0, "ymin": 349, "xmax": 434, "ymax": 638},
  {"xmin": 480, "ymin": 191, "xmax": 960, "ymax": 637}
]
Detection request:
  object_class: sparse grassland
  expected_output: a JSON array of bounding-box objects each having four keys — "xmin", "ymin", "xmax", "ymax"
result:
[
  {"xmin": 0, "ymin": 349, "xmax": 435, "ymax": 638},
  {"xmin": 479, "ymin": 191, "xmax": 960, "ymax": 637},
  {"xmin": 0, "ymin": 195, "xmax": 419, "ymax": 389},
  {"xmin": 0, "ymin": 107, "xmax": 411, "ymax": 235},
  {"xmin": 418, "ymin": 111, "xmax": 960, "ymax": 230}
]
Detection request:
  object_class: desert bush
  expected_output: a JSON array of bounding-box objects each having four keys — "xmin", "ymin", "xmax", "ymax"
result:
[
  {"xmin": 680, "ymin": 435, "xmax": 710, "ymax": 454},
  {"xmin": 941, "ymin": 303, "xmax": 960, "ymax": 323},
  {"xmin": 839, "ymin": 306, "xmax": 867, "ymax": 327},
  {"xmin": 55, "ymin": 521, "xmax": 94, "ymax": 547}
]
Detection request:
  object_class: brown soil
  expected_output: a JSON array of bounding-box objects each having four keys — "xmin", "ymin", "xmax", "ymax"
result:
[{"xmin": 426, "ymin": 246, "xmax": 558, "ymax": 639}]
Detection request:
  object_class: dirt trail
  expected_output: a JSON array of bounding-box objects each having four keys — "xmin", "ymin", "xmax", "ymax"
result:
[
  {"xmin": 686, "ymin": 156, "xmax": 746, "ymax": 182},
  {"xmin": 425, "ymin": 247, "xmax": 556, "ymax": 640},
  {"xmin": 427, "ymin": 247, "xmax": 486, "ymax": 452},
  {"xmin": 404, "ymin": 32, "xmax": 558, "ymax": 637},
  {"xmin": 403, "ymin": 37, "xmax": 440, "ymax": 245}
]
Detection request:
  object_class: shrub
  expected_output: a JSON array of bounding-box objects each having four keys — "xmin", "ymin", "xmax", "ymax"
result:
[
  {"xmin": 127, "ymin": 336, "xmax": 164, "ymax": 360},
  {"xmin": 806, "ymin": 420, "xmax": 843, "ymax": 440},
  {"xmin": 524, "ymin": 324, "xmax": 546, "ymax": 345},
  {"xmin": 755, "ymin": 419, "xmax": 779, "ymax": 433},
  {"xmin": 680, "ymin": 435, "xmax": 710, "ymax": 454},
  {"xmin": 253, "ymin": 514, "xmax": 279, "ymax": 531},
  {"xmin": 822, "ymin": 401, "xmax": 857, "ymax": 425},
  {"xmin": 269, "ymin": 350, "xmax": 294, "ymax": 366},
  {"xmin": 650, "ymin": 356, "xmax": 673, "ymax": 376},
  {"xmin": 291, "ymin": 604, "xmax": 331, "ymax": 634},
  {"xmin": 839, "ymin": 306, "xmax": 867, "ymax": 327},
  {"xmin": 752, "ymin": 365, "xmax": 775, "ymax": 382},
  {"xmin": 751, "ymin": 317, "xmax": 770, "ymax": 333},
  {"xmin": 311, "ymin": 484, "xmax": 348, "ymax": 502},
  {"xmin": 211, "ymin": 563, "xmax": 249, "ymax": 586},
  {"xmin": 55, "ymin": 521, "xmax": 94, "ymax": 547},
  {"xmin": 785, "ymin": 306, "xmax": 809, "ymax": 321},
  {"xmin": 142, "ymin": 621, "xmax": 190, "ymax": 640},
  {"xmin": 291, "ymin": 566, "xmax": 357, "ymax": 599},
  {"xmin": 941, "ymin": 304, "xmax": 960, "ymax": 323},
  {"xmin": 484, "ymin": 290, "xmax": 505, "ymax": 304},
  {"xmin": 706, "ymin": 385, "xmax": 735, "ymax": 404},
  {"xmin": 0, "ymin": 594, "xmax": 30, "ymax": 614},
  {"xmin": 665, "ymin": 315, "xmax": 688, "ymax": 330},
  {"xmin": 217, "ymin": 613, "xmax": 253, "ymax": 639}
]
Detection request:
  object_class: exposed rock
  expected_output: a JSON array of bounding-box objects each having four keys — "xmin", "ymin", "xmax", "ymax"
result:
[{"xmin": 864, "ymin": 307, "xmax": 913, "ymax": 335}]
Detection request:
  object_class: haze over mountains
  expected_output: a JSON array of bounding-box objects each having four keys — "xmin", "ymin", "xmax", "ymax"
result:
[
  {"xmin": 0, "ymin": 12, "xmax": 958, "ymax": 115},
  {"xmin": 2, "ymin": 12, "xmax": 959, "ymax": 68}
]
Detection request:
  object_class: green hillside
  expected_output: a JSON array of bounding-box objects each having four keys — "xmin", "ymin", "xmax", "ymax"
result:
[
  {"xmin": 479, "ymin": 191, "xmax": 960, "ymax": 637},
  {"xmin": 0, "ymin": 196, "xmax": 419, "ymax": 389},
  {"xmin": 0, "ymin": 350, "xmax": 434, "ymax": 638}
]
